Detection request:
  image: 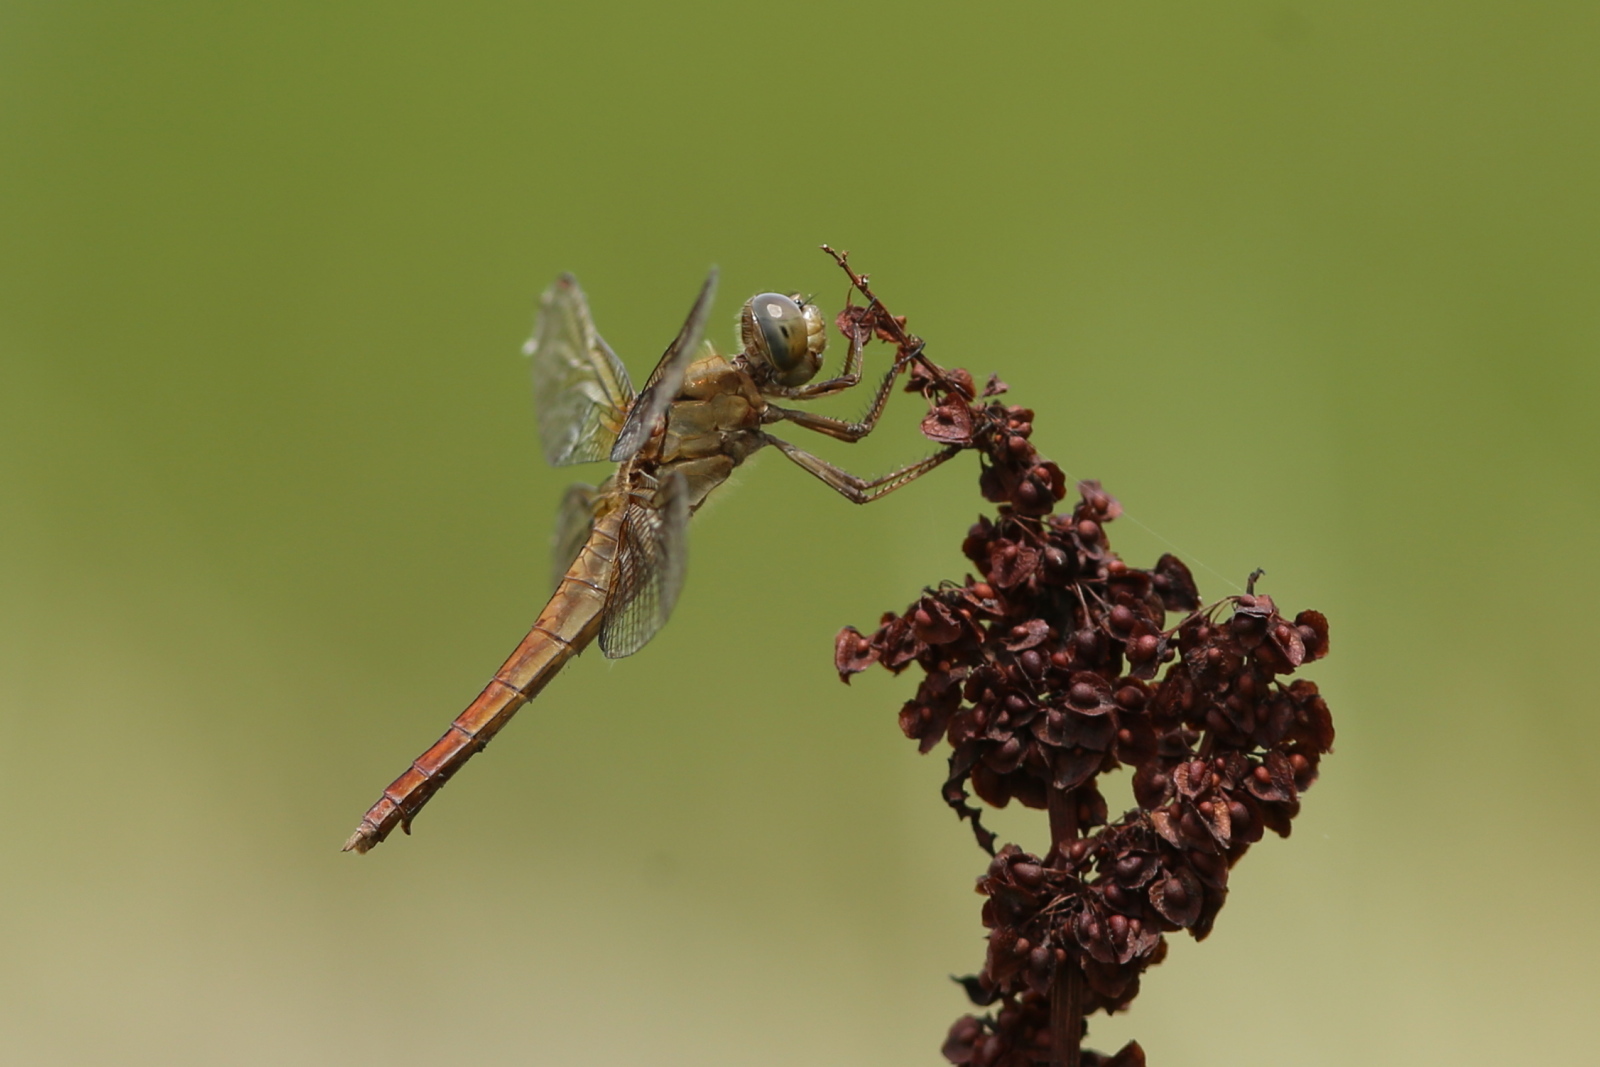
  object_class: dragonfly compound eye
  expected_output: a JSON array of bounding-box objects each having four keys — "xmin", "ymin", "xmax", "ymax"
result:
[{"xmin": 742, "ymin": 292, "xmax": 826, "ymax": 387}]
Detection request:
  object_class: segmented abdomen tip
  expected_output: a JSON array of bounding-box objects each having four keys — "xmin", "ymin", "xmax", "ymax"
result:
[{"xmin": 342, "ymin": 828, "xmax": 375, "ymax": 854}]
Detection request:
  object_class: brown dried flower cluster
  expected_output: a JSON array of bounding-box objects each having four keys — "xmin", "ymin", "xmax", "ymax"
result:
[{"xmin": 831, "ymin": 288, "xmax": 1333, "ymax": 1067}]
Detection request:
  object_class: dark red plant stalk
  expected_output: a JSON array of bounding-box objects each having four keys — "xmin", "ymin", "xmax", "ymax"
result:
[{"xmin": 827, "ymin": 250, "xmax": 1334, "ymax": 1067}]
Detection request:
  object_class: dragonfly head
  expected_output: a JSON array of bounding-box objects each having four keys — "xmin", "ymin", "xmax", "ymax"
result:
[{"xmin": 741, "ymin": 292, "xmax": 827, "ymax": 388}]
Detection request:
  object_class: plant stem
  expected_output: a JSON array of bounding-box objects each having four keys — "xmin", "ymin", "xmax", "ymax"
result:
[
  {"xmin": 1047, "ymin": 787, "xmax": 1082, "ymax": 1067},
  {"xmin": 1047, "ymin": 786, "xmax": 1078, "ymax": 861},
  {"xmin": 1051, "ymin": 964, "xmax": 1084, "ymax": 1067}
]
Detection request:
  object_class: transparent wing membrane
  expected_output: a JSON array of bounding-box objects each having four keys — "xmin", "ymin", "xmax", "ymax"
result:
[
  {"xmin": 609, "ymin": 269, "xmax": 718, "ymax": 462},
  {"xmin": 550, "ymin": 482, "xmax": 600, "ymax": 592},
  {"xmin": 526, "ymin": 274, "xmax": 636, "ymax": 467},
  {"xmin": 598, "ymin": 470, "xmax": 691, "ymax": 659}
]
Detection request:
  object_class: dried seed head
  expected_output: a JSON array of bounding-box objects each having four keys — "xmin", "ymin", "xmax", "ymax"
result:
[{"xmin": 834, "ymin": 350, "xmax": 1333, "ymax": 1067}]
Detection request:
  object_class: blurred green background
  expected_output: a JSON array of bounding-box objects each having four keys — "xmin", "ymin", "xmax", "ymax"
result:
[{"xmin": 2, "ymin": 3, "xmax": 1596, "ymax": 1064}]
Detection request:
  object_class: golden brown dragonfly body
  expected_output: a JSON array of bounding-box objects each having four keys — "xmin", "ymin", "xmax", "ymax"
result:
[{"xmin": 344, "ymin": 268, "xmax": 952, "ymax": 853}]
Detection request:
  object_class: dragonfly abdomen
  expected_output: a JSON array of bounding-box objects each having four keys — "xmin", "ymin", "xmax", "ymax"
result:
[{"xmin": 342, "ymin": 509, "xmax": 623, "ymax": 853}]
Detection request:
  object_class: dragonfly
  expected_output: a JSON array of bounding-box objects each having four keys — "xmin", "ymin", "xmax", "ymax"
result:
[{"xmin": 343, "ymin": 261, "xmax": 958, "ymax": 853}]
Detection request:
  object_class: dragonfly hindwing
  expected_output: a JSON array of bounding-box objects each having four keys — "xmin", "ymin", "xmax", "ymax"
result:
[
  {"xmin": 550, "ymin": 483, "xmax": 600, "ymax": 593},
  {"xmin": 598, "ymin": 470, "xmax": 690, "ymax": 659}
]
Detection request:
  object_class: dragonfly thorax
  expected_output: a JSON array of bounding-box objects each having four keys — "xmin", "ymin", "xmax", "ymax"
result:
[{"xmin": 740, "ymin": 292, "xmax": 826, "ymax": 388}]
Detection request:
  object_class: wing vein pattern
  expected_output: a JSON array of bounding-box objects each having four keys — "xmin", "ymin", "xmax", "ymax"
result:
[
  {"xmin": 599, "ymin": 470, "xmax": 691, "ymax": 658},
  {"xmin": 526, "ymin": 273, "xmax": 635, "ymax": 467},
  {"xmin": 608, "ymin": 268, "xmax": 718, "ymax": 462}
]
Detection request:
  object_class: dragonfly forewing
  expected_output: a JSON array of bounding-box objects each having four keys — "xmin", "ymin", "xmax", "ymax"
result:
[
  {"xmin": 609, "ymin": 269, "xmax": 718, "ymax": 462},
  {"xmin": 527, "ymin": 274, "xmax": 635, "ymax": 467}
]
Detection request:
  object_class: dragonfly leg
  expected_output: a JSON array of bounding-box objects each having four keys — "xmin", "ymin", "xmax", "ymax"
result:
[
  {"xmin": 762, "ymin": 345, "xmax": 915, "ymax": 444},
  {"xmin": 762, "ymin": 432, "xmax": 960, "ymax": 503}
]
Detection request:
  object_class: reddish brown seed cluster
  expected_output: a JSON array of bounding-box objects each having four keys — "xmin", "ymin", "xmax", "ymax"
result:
[
  {"xmin": 835, "ymin": 357, "xmax": 1333, "ymax": 1067},
  {"xmin": 940, "ymin": 992, "xmax": 1147, "ymax": 1067}
]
